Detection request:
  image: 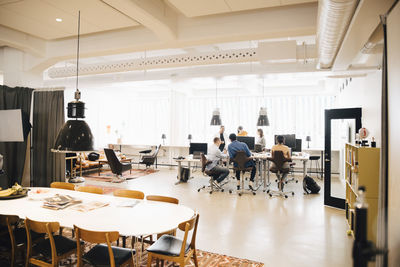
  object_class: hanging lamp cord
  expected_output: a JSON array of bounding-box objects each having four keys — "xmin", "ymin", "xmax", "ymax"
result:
[{"xmin": 76, "ymin": 11, "xmax": 81, "ymax": 92}]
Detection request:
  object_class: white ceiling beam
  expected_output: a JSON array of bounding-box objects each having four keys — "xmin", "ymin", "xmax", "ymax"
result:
[
  {"xmin": 27, "ymin": 3, "xmax": 317, "ymax": 73},
  {"xmin": 101, "ymin": 0, "xmax": 177, "ymax": 41},
  {"xmin": 0, "ymin": 25, "xmax": 46, "ymax": 57},
  {"xmin": 333, "ymin": 0, "xmax": 395, "ymax": 71}
]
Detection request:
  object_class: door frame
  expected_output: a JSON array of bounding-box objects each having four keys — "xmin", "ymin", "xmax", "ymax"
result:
[{"xmin": 324, "ymin": 108, "xmax": 362, "ymax": 209}]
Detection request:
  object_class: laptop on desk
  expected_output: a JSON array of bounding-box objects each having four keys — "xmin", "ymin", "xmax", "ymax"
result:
[
  {"xmin": 254, "ymin": 144, "xmax": 263, "ymax": 153},
  {"xmin": 192, "ymin": 151, "xmax": 202, "ymax": 159}
]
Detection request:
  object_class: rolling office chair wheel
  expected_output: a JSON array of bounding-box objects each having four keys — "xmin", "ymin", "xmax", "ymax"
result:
[
  {"xmin": 252, "ymin": 192, "xmax": 256, "ymax": 196},
  {"xmin": 269, "ymin": 194, "xmax": 272, "ymax": 197},
  {"xmin": 229, "ymin": 190, "xmax": 232, "ymax": 194},
  {"xmin": 275, "ymin": 179, "xmax": 278, "ymax": 182},
  {"xmin": 266, "ymin": 189, "xmax": 270, "ymax": 194},
  {"xmin": 296, "ymin": 180, "xmax": 298, "ymax": 183},
  {"xmin": 285, "ymin": 195, "xmax": 288, "ymax": 198},
  {"xmin": 221, "ymin": 189, "xmax": 224, "ymax": 192},
  {"xmin": 238, "ymin": 193, "xmax": 242, "ymax": 196},
  {"xmin": 209, "ymin": 191, "xmax": 212, "ymax": 194},
  {"xmin": 285, "ymin": 181, "xmax": 288, "ymax": 184},
  {"xmin": 197, "ymin": 189, "xmax": 200, "ymax": 192},
  {"xmin": 292, "ymin": 192, "xmax": 295, "ymax": 196}
]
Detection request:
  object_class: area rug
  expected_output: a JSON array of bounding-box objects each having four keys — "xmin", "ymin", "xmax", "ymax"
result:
[{"xmin": 83, "ymin": 168, "xmax": 158, "ymax": 183}]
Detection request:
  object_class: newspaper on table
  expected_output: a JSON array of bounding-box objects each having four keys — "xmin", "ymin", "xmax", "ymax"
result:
[
  {"xmin": 69, "ymin": 201, "xmax": 109, "ymax": 212},
  {"xmin": 42, "ymin": 194, "xmax": 82, "ymax": 210}
]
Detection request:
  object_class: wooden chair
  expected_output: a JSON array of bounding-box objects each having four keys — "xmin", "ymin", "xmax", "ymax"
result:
[
  {"xmin": 74, "ymin": 225, "xmax": 134, "ymax": 267},
  {"xmin": 0, "ymin": 215, "xmax": 44, "ymax": 267},
  {"xmin": 25, "ymin": 218, "xmax": 77, "ymax": 267},
  {"xmin": 146, "ymin": 213, "xmax": 199, "ymax": 267},
  {"xmin": 113, "ymin": 189, "xmax": 144, "ymax": 200},
  {"xmin": 76, "ymin": 186, "xmax": 104, "ymax": 195},
  {"xmin": 113, "ymin": 189, "xmax": 144, "ymax": 247},
  {"xmin": 146, "ymin": 195, "xmax": 179, "ymax": 239},
  {"xmin": 50, "ymin": 182, "xmax": 75, "ymax": 190}
]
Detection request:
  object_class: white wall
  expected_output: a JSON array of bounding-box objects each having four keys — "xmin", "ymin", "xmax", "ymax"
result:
[
  {"xmin": 334, "ymin": 71, "xmax": 382, "ymax": 146},
  {"xmin": 387, "ymin": 3, "xmax": 400, "ymax": 266}
]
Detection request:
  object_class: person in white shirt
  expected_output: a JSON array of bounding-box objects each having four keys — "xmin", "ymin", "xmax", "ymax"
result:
[
  {"xmin": 206, "ymin": 137, "xmax": 230, "ymax": 184},
  {"xmin": 256, "ymin": 128, "xmax": 266, "ymax": 149}
]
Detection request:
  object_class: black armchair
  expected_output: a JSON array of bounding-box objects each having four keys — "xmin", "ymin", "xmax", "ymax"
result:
[
  {"xmin": 138, "ymin": 145, "xmax": 161, "ymax": 169},
  {"xmin": 104, "ymin": 149, "xmax": 132, "ymax": 178}
]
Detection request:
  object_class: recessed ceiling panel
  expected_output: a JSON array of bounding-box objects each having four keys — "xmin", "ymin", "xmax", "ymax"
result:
[
  {"xmin": 166, "ymin": 0, "xmax": 231, "ymax": 17},
  {"xmin": 0, "ymin": 0, "xmax": 139, "ymax": 40}
]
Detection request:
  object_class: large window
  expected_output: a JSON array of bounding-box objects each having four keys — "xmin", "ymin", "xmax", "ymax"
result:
[{"xmin": 65, "ymin": 80, "xmax": 334, "ymax": 150}]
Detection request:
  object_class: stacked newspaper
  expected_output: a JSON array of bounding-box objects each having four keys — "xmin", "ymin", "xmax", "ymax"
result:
[{"xmin": 42, "ymin": 194, "xmax": 82, "ymax": 210}]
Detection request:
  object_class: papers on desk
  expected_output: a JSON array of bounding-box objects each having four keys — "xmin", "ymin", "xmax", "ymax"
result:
[{"xmin": 42, "ymin": 194, "xmax": 82, "ymax": 210}]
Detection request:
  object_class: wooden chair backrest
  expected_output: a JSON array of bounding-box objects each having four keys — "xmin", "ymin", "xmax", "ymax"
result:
[
  {"xmin": 74, "ymin": 225, "xmax": 119, "ymax": 267},
  {"xmin": 50, "ymin": 182, "xmax": 75, "ymax": 190},
  {"xmin": 25, "ymin": 218, "xmax": 60, "ymax": 234},
  {"xmin": 0, "ymin": 214, "xmax": 19, "ymax": 227},
  {"xmin": 146, "ymin": 195, "xmax": 179, "ymax": 204},
  {"xmin": 113, "ymin": 189, "xmax": 144, "ymax": 199},
  {"xmin": 178, "ymin": 213, "xmax": 199, "ymax": 255},
  {"xmin": 76, "ymin": 186, "xmax": 104, "ymax": 195}
]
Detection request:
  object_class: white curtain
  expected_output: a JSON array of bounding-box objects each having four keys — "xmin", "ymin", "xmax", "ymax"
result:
[{"xmin": 66, "ymin": 88, "xmax": 334, "ymax": 149}]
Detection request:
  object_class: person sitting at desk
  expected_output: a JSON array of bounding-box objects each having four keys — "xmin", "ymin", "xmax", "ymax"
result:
[
  {"xmin": 256, "ymin": 128, "xmax": 266, "ymax": 149},
  {"xmin": 228, "ymin": 133, "xmax": 256, "ymax": 190},
  {"xmin": 271, "ymin": 135, "xmax": 291, "ymax": 178},
  {"xmin": 206, "ymin": 137, "xmax": 230, "ymax": 185},
  {"xmin": 237, "ymin": 126, "xmax": 248, "ymax": 136}
]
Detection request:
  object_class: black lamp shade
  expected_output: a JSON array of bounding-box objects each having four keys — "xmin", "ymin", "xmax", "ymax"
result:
[
  {"xmin": 306, "ymin": 136, "xmax": 311, "ymax": 141},
  {"xmin": 257, "ymin": 107, "xmax": 269, "ymax": 126},
  {"xmin": 54, "ymin": 120, "xmax": 94, "ymax": 151},
  {"xmin": 210, "ymin": 108, "xmax": 222, "ymax": 126},
  {"xmin": 188, "ymin": 134, "xmax": 192, "ymax": 140},
  {"xmin": 161, "ymin": 134, "xmax": 166, "ymax": 139}
]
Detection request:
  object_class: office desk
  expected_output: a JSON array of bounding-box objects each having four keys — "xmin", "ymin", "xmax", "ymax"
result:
[
  {"xmin": 252, "ymin": 152, "xmax": 310, "ymax": 190},
  {"xmin": 175, "ymin": 156, "xmax": 200, "ymax": 184}
]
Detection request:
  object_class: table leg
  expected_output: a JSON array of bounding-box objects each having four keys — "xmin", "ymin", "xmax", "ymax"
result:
[
  {"xmin": 178, "ymin": 161, "xmax": 182, "ymax": 181},
  {"xmin": 267, "ymin": 160, "xmax": 270, "ymax": 187}
]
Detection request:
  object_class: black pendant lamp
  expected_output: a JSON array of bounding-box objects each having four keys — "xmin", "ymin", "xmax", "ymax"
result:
[
  {"xmin": 54, "ymin": 11, "xmax": 94, "ymax": 152},
  {"xmin": 210, "ymin": 78, "xmax": 222, "ymax": 126},
  {"xmin": 257, "ymin": 77, "xmax": 270, "ymax": 126}
]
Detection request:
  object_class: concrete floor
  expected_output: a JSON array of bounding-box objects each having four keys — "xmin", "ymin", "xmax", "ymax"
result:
[{"xmin": 84, "ymin": 167, "xmax": 353, "ymax": 267}]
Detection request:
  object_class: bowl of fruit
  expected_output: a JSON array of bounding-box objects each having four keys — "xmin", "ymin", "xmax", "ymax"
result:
[{"xmin": 0, "ymin": 183, "xmax": 28, "ymax": 200}]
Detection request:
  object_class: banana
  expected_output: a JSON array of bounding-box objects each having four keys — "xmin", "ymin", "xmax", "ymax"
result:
[{"xmin": 0, "ymin": 188, "xmax": 15, "ymax": 197}]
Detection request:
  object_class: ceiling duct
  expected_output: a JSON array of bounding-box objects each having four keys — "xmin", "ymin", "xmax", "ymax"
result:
[{"xmin": 316, "ymin": 0, "xmax": 359, "ymax": 69}]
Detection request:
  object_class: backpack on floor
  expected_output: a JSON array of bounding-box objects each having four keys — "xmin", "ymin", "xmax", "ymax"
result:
[{"xmin": 303, "ymin": 175, "xmax": 320, "ymax": 194}]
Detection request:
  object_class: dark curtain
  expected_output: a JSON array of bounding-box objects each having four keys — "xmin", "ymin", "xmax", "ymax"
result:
[
  {"xmin": 32, "ymin": 91, "xmax": 65, "ymax": 187},
  {"xmin": 0, "ymin": 86, "xmax": 33, "ymax": 187}
]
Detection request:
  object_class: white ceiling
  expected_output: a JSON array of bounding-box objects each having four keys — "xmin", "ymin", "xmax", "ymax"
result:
[
  {"xmin": 0, "ymin": 0, "xmax": 139, "ymax": 40},
  {"xmin": 166, "ymin": 0, "xmax": 317, "ymax": 17}
]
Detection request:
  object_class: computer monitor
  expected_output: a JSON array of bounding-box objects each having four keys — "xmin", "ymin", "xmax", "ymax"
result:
[
  {"xmin": 274, "ymin": 134, "xmax": 296, "ymax": 150},
  {"xmin": 237, "ymin": 136, "xmax": 255, "ymax": 150},
  {"xmin": 189, "ymin": 143, "xmax": 208, "ymax": 155},
  {"xmin": 293, "ymin": 139, "xmax": 302, "ymax": 152}
]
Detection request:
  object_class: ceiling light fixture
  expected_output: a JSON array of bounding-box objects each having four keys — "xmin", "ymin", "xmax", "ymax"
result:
[
  {"xmin": 257, "ymin": 77, "xmax": 270, "ymax": 126},
  {"xmin": 56, "ymin": 18, "xmax": 62, "ymax": 22},
  {"xmin": 53, "ymin": 11, "xmax": 94, "ymax": 153},
  {"xmin": 210, "ymin": 78, "xmax": 222, "ymax": 126}
]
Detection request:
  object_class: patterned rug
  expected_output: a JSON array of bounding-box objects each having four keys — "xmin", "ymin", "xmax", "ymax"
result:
[{"xmin": 84, "ymin": 168, "xmax": 158, "ymax": 183}]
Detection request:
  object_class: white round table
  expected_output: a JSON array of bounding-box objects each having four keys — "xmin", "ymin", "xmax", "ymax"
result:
[{"xmin": 0, "ymin": 188, "xmax": 195, "ymax": 237}]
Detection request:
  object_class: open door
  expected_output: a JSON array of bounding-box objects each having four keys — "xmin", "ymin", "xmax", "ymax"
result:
[{"xmin": 324, "ymin": 108, "xmax": 362, "ymax": 209}]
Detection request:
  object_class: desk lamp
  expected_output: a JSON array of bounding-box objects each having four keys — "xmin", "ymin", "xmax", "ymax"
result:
[
  {"xmin": 52, "ymin": 11, "xmax": 94, "ymax": 183},
  {"xmin": 306, "ymin": 136, "xmax": 311, "ymax": 148},
  {"xmin": 188, "ymin": 134, "xmax": 192, "ymax": 144},
  {"xmin": 161, "ymin": 134, "xmax": 166, "ymax": 145}
]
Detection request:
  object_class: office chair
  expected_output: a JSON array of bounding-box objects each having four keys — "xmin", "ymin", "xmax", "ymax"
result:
[
  {"xmin": 286, "ymin": 162, "xmax": 299, "ymax": 184},
  {"xmin": 104, "ymin": 148, "xmax": 132, "ymax": 181},
  {"xmin": 232, "ymin": 151, "xmax": 256, "ymax": 196},
  {"xmin": 197, "ymin": 153, "xmax": 226, "ymax": 194},
  {"xmin": 267, "ymin": 151, "xmax": 294, "ymax": 198},
  {"xmin": 138, "ymin": 144, "xmax": 161, "ymax": 169}
]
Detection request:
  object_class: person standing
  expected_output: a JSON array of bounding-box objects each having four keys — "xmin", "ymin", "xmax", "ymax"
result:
[
  {"xmin": 228, "ymin": 133, "xmax": 256, "ymax": 190},
  {"xmin": 237, "ymin": 126, "xmax": 248, "ymax": 136},
  {"xmin": 206, "ymin": 137, "xmax": 230, "ymax": 185},
  {"xmin": 256, "ymin": 128, "xmax": 266, "ymax": 149},
  {"xmin": 217, "ymin": 125, "xmax": 228, "ymax": 151}
]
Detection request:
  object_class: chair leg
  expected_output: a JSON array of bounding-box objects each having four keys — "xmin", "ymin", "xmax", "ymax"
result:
[
  {"xmin": 193, "ymin": 250, "xmax": 199, "ymax": 267},
  {"xmin": 147, "ymin": 254, "xmax": 152, "ymax": 267}
]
